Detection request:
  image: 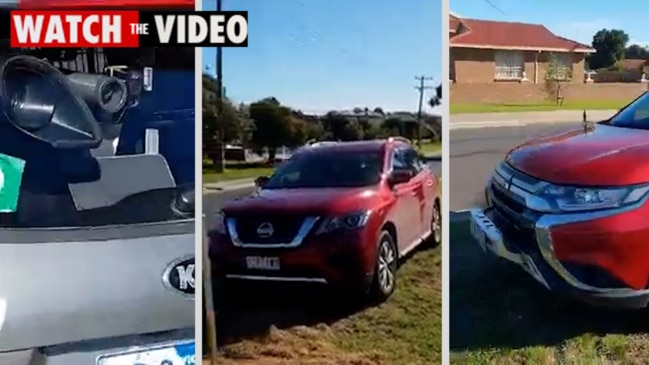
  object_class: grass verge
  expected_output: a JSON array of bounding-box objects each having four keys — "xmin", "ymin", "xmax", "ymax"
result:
[
  {"xmin": 449, "ymin": 220, "xmax": 649, "ymax": 365},
  {"xmin": 212, "ymin": 246, "xmax": 441, "ymax": 365},
  {"xmin": 450, "ymin": 100, "xmax": 627, "ymax": 114},
  {"xmin": 418, "ymin": 142, "xmax": 441, "ymax": 156}
]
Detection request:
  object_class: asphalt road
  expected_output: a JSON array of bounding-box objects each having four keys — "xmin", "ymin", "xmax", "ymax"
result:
[
  {"xmin": 449, "ymin": 123, "xmax": 581, "ymax": 211},
  {"xmin": 203, "ymin": 160, "xmax": 441, "ymax": 220}
]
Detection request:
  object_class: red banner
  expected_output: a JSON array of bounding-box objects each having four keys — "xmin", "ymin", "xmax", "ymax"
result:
[{"xmin": 12, "ymin": 0, "xmax": 194, "ymax": 9}]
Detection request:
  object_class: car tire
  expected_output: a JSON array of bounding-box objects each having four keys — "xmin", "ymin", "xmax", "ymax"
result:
[
  {"xmin": 369, "ymin": 230, "xmax": 398, "ymax": 302},
  {"xmin": 426, "ymin": 200, "xmax": 442, "ymax": 247}
]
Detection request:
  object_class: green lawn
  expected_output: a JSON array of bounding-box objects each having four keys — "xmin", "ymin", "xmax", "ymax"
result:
[
  {"xmin": 449, "ymin": 220, "xmax": 649, "ymax": 365},
  {"xmin": 450, "ymin": 99, "xmax": 628, "ymax": 114},
  {"xmin": 202, "ymin": 142, "xmax": 441, "ymax": 184},
  {"xmin": 418, "ymin": 142, "xmax": 441, "ymax": 156}
]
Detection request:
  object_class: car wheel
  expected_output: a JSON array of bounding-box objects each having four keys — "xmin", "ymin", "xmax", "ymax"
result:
[
  {"xmin": 427, "ymin": 200, "xmax": 442, "ymax": 246},
  {"xmin": 370, "ymin": 230, "xmax": 398, "ymax": 302}
]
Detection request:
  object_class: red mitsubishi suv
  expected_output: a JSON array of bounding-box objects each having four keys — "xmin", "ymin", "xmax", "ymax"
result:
[
  {"xmin": 209, "ymin": 138, "xmax": 441, "ymax": 301},
  {"xmin": 469, "ymin": 92, "xmax": 649, "ymax": 308}
]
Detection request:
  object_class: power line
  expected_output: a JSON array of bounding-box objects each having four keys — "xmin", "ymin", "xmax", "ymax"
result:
[
  {"xmin": 414, "ymin": 76, "xmax": 434, "ymax": 149},
  {"xmin": 483, "ymin": 0, "xmax": 505, "ymax": 15}
]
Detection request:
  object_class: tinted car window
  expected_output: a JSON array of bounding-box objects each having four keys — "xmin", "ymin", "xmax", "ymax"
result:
[
  {"xmin": 393, "ymin": 147, "xmax": 422, "ymax": 173},
  {"xmin": 608, "ymin": 92, "xmax": 649, "ymax": 129},
  {"xmin": 402, "ymin": 147, "xmax": 424, "ymax": 172},
  {"xmin": 265, "ymin": 150, "xmax": 383, "ymax": 189},
  {"xmin": 392, "ymin": 149, "xmax": 409, "ymax": 170}
]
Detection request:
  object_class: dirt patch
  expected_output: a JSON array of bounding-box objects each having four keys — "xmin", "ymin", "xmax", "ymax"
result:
[{"xmin": 449, "ymin": 221, "xmax": 649, "ymax": 364}]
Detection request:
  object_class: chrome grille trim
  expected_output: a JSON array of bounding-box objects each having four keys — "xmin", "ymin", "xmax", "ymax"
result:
[
  {"xmin": 225, "ymin": 217, "xmax": 319, "ymax": 248},
  {"xmin": 490, "ymin": 162, "xmax": 551, "ymax": 210}
]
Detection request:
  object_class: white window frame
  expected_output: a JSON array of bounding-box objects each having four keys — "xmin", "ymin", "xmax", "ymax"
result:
[
  {"xmin": 552, "ymin": 53, "xmax": 573, "ymax": 81},
  {"xmin": 494, "ymin": 50, "xmax": 524, "ymax": 80}
]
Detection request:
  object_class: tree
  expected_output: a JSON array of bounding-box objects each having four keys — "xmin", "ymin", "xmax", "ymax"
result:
[
  {"xmin": 202, "ymin": 73, "xmax": 247, "ymax": 167},
  {"xmin": 249, "ymin": 98, "xmax": 294, "ymax": 161},
  {"xmin": 321, "ymin": 112, "xmax": 362, "ymax": 141},
  {"xmin": 589, "ymin": 29, "xmax": 629, "ymax": 70},
  {"xmin": 543, "ymin": 53, "xmax": 565, "ymax": 104},
  {"xmin": 625, "ymin": 44, "xmax": 649, "ymax": 60},
  {"xmin": 373, "ymin": 107, "xmax": 385, "ymax": 115},
  {"xmin": 382, "ymin": 117, "xmax": 404, "ymax": 136}
]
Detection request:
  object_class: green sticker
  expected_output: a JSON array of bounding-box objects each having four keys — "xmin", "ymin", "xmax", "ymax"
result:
[{"xmin": 0, "ymin": 153, "xmax": 25, "ymax": 213}]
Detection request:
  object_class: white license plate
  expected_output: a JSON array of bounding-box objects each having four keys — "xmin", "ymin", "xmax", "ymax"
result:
[
  {"xmin": 96, "ymin": 341, "xmax": 195, "ymax": 365},
  {"xmin": 245, "ymin": 256, "xmax": 280, "ymax": 270},
  {"xmin": 469, "ymin": 218, "xmax": 487, "ymax": 252}
]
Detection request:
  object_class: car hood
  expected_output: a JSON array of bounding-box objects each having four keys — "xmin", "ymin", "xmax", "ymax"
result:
[
  {"xmin": 222, "ymin": 187, "xmax": 383, "ymax": 216},
  {"xmin": 505, "ymin": 124, "xmax": 649, "ymax": 186}
]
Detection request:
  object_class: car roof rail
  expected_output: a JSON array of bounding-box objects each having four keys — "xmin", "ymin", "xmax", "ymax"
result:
[
  {"xmin": 305, "ymin": 139, "xmax": 340, "ymax": 148},
  {"xmin": 387, "ymin": 136, "xmax": 411, "ymax": 144}
]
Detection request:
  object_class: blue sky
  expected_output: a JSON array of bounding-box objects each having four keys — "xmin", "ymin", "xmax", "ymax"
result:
[
  {"xmin": 452, "ymin": 0, "xmax": 649, "ymax": 47},
  {"xmin": 202, "ymin": 0, "xmax": 441, "ymax": 114}
]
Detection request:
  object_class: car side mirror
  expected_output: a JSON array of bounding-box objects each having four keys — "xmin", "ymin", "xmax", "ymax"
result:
[
  {"xmin": 388, "ymin": 169, "xmax": 413, "ymax": 186},
  {"xmin": 254, "ymin": 176, "xmax": 270, "ymax": 188}
]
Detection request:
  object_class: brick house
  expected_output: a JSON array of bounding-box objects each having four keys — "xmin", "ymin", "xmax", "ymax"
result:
[{"xmin": 450, "ymin": 12, "xmax": 595, "ymax": 84}]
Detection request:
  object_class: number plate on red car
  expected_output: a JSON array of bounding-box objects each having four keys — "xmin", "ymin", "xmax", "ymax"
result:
[{"xmin": 245, "ymin": 256, "xmax": 280, "ymax": 270}]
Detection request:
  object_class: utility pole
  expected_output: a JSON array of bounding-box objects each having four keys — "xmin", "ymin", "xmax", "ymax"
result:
[
  {"xmin": 204, "ymin": 4, "xmax": 222, "ymax": 365},
  {"xmin": 214, "ymin": 0, "xmax": 225, "ymax": 173},
  {"xmin": 414, "ymin": 76, "xmax": 434, "ymax": 149}
]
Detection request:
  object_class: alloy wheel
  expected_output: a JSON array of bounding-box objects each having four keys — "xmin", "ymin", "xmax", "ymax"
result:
[
  {"xmin": 377, "ymin": 239, "xmax": 396, "ymax": 293},
  {"xmin": 432, "ymin": 203, "xmax": 441, "ymax": 243}
]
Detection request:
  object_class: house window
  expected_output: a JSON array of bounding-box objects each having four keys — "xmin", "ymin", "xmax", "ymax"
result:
[
  {"xmin": 494, "ymin": 51, "xmax": 524, "ymax": 80},
  {"xmin": 552, "ymin": 53, "xmax": 573, "ymax": 80}
]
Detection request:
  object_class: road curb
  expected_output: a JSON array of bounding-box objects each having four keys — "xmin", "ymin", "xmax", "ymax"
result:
[
  {"xmin": 450, "ymin": 109, "xmax": 619, "ymax": 130},
  {"xmin": 450, "ymin": 120, "xmax": 524, "ymax": 130}
]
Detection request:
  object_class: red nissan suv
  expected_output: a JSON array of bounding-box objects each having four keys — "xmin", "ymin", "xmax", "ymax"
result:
[
  {"xmin": 469, "ymin": 91, "xmax": 649, "ymax": 308},
  {"xmin": 209, "ymin": 138, "xmax": 441, "ymax": 301}
]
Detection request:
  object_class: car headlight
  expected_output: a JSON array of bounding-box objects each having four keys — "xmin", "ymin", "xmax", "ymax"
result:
[
  {"xmin": 315, "ymin": 211, "xmax": 371, "ymax": 234},
  {"xmin": 529, "ymin": 184, "xmax": 649, "ymax": 213}
]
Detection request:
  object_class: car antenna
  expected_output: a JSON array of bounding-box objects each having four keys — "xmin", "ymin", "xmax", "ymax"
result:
[{"xmin": 582, "ymin": 109, "xmax": 588, "ymax": 134}]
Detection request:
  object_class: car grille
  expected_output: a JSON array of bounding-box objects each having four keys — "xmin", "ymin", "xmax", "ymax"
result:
[
  {"xmin": 487, "ymin": 162, "xmax": 542, "ymax": 254},
  {"xmin": 230, "ymin": 213, "xmax": 305, "ymax": 244}
]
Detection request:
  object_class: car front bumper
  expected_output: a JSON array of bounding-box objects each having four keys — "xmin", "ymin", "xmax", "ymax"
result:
[
  {"xmin": 209, "ymin": 228, "xmax": 376, "ymax": 288},
  {"xmin": 469, "ymin": 207, "xmax": 649, "ymax": 309}
]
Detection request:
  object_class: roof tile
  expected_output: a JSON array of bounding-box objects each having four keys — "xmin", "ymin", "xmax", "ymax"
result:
[{"xmin": 450, "ymin": 17, "xmax": 594, "ymax": 52}]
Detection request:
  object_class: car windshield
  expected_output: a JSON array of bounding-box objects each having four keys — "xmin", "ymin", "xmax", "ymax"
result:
[
  {"xmin": 264, "ymin": 150, "xmax": 384, "ymax": 189},
  {"xmin": 607, "ymin": 92, "xmax": 649, "ymax": 129}
]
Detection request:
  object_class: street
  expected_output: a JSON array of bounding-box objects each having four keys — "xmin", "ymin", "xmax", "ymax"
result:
[
  {"xmin": 449, "ymin": 122, "xmax": 582, "ymax": 211},
  {"xmin": 203, "ymin": 160, "xmax": 442, "ymax": 219}
]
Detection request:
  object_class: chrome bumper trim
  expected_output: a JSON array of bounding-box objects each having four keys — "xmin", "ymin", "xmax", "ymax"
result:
[
  {"xmin": 535, "ymin": 205, "xmax": 649, "ymax": 296},
  {"xmin": 470, "ymin": 208, "xmax": 649, "ymax": 298},
  {"xmin": 225, "ymin": 274, "xmax": 327, "ymax": 284}
]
